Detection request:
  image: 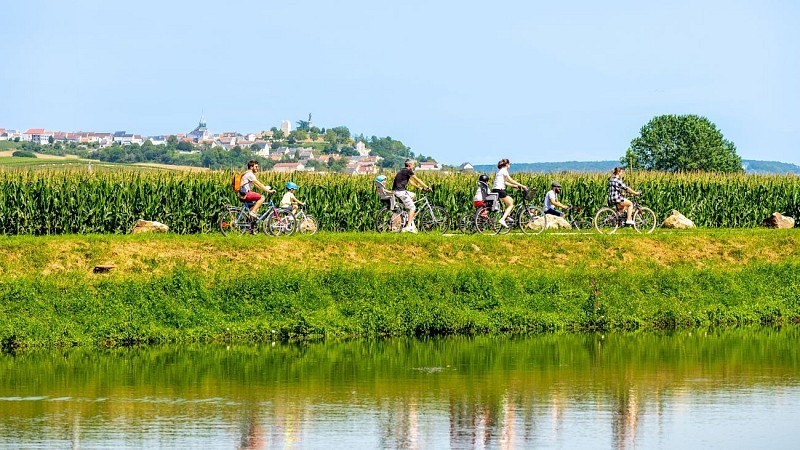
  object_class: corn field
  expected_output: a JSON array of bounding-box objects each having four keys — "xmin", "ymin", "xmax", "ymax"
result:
[{"xmin": 0, "ymin": 169, "xmax": 798, "ymax": 234}]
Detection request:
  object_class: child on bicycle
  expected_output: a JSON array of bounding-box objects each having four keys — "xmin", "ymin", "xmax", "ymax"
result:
[
  {"xmin": 473, "ymin": 174, "xmax": 493, "ymax": 218},
  {"xmin": 473, "ymin": 174, "xmax": 490, "ymax": 208},
  {"xmin": 280, "ymin": 181, "xmax": 305, "ymax": 215}
]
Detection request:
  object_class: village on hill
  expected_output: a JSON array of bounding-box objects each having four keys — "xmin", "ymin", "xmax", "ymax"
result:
[{"xmin": 0, "ymin": 115, "xmax": 463, "ymax": 174}]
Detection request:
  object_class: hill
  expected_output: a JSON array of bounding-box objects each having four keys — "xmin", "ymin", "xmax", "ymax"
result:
[{"xmin": 473, "ymin": 160, "xmax": 800, "ymax": 175}]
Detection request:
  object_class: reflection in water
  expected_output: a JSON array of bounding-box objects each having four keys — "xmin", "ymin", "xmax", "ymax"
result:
[{"xmin": 1, "ymin": 328, "xmax": 800, "ymax": 449}]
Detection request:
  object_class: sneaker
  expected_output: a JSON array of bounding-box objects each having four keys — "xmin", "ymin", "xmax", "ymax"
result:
[
  {"xmin": 499, "ymin": 219, "xmax": 508, "ymax": 228},
  {"xmin": 409, "ymin": 224, "xmax": 418, "ymax": 234},
  {"xmin": 625, "ymin": 220, "xmax": 635, "ymax": 226},
  {"xmin": 401, "ymin": 226, "xmax": 412, "ymax": 233},
  {"xmin": 249, "ymin": 211, "xmax": 260, "ymax": 220}
]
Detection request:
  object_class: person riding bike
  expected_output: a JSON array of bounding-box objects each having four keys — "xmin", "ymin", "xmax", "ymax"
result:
[
  {"xmin": 608, "ymin": 167, "xmax": 640, "ymax": 226},
  {"xmin": 239, "ymin": 160, "xmax": 275, "ymax": 219},
  {"xmin": 391, "ymin": 159, "xmax": 431, "ymax": 233},
  {"xmin": 544, "ymin": 181, "xmax": 570, "ymax": 217},
  {"xmin": 280, "ymin": 181, "xmax": 305, "ymax": 215},
  {"xmin": 492, "ymin": 159, "xmax": 528, "ymax": 228}
]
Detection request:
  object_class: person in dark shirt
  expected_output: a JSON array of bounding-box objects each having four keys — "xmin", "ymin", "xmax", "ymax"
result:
[{"xmin": 391, "ymin": 159, "xmax": 431, "ymax": 233}]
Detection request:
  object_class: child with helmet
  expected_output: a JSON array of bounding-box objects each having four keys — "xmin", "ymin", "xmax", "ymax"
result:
[
  {"xmin": 474, "ymin": 174, "xmax": 491, "ymax": 208},
  {"xmin": 280, "ymin": 181, "xmax": 305, "ymax": 215}
]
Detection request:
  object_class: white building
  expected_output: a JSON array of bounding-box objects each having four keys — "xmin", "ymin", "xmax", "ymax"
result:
[
  {"xmin": 355, "ymin": 141, "xmax": 371, "ymax": 157},
  {"xmin": 23, "ymin": 128, "xmax": 54, "ymax": 144},
  {"xmin": 280, "ymin": 120, "xmax": 292, "ymax": 135}
]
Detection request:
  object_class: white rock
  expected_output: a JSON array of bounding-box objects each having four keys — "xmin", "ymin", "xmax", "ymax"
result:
[
  {"xmin": 131, "ymin": 219, "xmax": 169, "ymax": 234},
  {"xmin": 662, "ymin": 210, "xmax": 695, "ymax": 229}
]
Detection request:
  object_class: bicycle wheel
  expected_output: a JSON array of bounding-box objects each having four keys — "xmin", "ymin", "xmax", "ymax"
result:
[
  {"xmin": 219, "ymin": 209, "xmax": 246, "ymax": 236},
  {"xmin": 264, "ymin": 210, "xmax": 296, "ymax": 236},
  {"xmin": 419, "ymin": 205, "xmax": 450, "ymax": 234},
  {"xmin": 518, "ymin": 205, "xmax": 547, "ymax": 235},
  {"xmin": 475, "ymin": 208, "xmax": 500, "ymax": 235},
  {"xmin": 375, "ymin": 208, "xmax": 406, "ymax": 232},
  {"xmin": 633, "ymin": 207, "xmax": 657, "ymax": 234},
  {"xmin": 458, "ymin": 212, "xmax": 477, "ymax": 234},
  {"xmin": 298, "ymin": 214, "xmax": 319, "ymax": 235},
  {"xmin": 594, "ymin": 207, "xmax": 619, "ymax": 234}
]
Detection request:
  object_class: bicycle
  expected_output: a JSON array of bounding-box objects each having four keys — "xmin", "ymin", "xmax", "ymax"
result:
[
  {"xmin": 593, "ymin": 194, "xmax": 656, "ymax": 234},
  {"xmin": 475, "ymin": 187, "xmax": 546, "ymax": 235},
  {"xmin": 412, "ymin": 189, "xmax": 450, "ymax": 233},
  {"xmin": 564, "ymin": 205, "xmax": 593, "ymax": 231},
  {"xmin": 374, "ymin": 180, "xmax": 408, "ymax": 233},
  {"xmin": 291, "ymin": 204, "xmax": 319, "ymax": 235},
  {"xmin": 374, "ymin": 186, "xmax": 449, "ymax": 234},
  {"xmin": 218, "ymin": 198, "xmax": 296, "ymax": 236},
  {"xmin": 458, "ymin": 211, "xmax": 478, "ymax": 234}
]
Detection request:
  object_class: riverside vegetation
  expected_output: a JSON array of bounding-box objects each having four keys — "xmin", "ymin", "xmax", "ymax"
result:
[
  {"xmin": 0, "ymin": 169, "xmax": 799, "ymax": 234},
  {"xmin": 1, "ymin": 230, "xmax": 798, "ymax": 349}
]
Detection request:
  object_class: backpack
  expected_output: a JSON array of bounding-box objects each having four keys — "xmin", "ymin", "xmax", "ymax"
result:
[{"xmin": 232, "ymin": 172, "xmax": 243, "ymax": 193}]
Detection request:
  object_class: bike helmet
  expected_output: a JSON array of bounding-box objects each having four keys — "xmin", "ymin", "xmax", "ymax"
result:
[
  {"xmin": 478, "ymin": 174, "xmax": 489, "ymax": 183},
  {"xmin": 286, "ymin": 181, "xmax": 298, "ymax": 190},
  {"xmin": 376, "ymin": 175, "xmax": 387, "ymax": 183}
]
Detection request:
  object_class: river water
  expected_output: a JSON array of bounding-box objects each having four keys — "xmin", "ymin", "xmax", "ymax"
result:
[{"xmin": 1, "ymin": 328, "xmax": 799, "ymax": 449}]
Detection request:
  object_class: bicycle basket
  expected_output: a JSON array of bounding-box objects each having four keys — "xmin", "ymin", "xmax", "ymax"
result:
[{"xmin": 523, "ymin": 189, "xmax": 536, "ymax": 202}]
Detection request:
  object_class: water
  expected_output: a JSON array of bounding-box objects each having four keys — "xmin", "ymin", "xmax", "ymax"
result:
[{"xmin": 1, "ymin": 328, "xmax": 799, "ymax": 449}]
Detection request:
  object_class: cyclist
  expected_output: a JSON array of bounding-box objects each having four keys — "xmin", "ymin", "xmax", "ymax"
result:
[
  {"xmin": 608, "ymin": 167, "xmax": 640, "ymax": 226},
  {"xmin": 543, "ymin": 181, "xmax": 570, "ymax": 217},
  {"xmin": 473, "ymin": 174, "xmax": 490, "ymax": 208},
  {"xmin": 280, "ymin": 181, "xmax": 305, "ymax": 215},
  {"xmin": 492, "ymin": 158, "xmax": 528, "ymax": 227},
  {"xmin": 239, "ymin": 160, "xmax": 275, "ymax": 219},
  {"xmin": 392, "ymin": 159, "xmax": 431, "ymax": 233}
]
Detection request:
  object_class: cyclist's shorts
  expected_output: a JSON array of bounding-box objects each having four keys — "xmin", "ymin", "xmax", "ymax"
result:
[
  {"xmin": 394, "ymin": 190, "xmax": 416, "ymax": 211},
  {"xmin": 492, "ymin": 189, "xmax": 508, "ymax": 199},
  {"xmin": 242, "ymin": 192, "xmax": 262, "ymax": 202}
]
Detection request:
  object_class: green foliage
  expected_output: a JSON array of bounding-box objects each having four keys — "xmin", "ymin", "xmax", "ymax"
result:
[
  {"xmin": 11, "ymin": 150, "xmax": 36, "ymax": 158},
  {"xmin": 0, "ymin": 170, "xmax": 799, "ymax": 234},
  {"xmin": 625, "ymin": 114, "xmax": 743, "ymax": 173},
  {"xmin": 1, "ymin": 256, "xmax": 798, "ymax": 348}
]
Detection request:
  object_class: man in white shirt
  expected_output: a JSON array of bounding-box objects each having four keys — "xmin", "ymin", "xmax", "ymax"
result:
[{"xmin": 543, "ymin": 181, "xmax": 570, "ymax": 217}]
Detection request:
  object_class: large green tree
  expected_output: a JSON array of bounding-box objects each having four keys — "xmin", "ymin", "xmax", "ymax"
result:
[{"xmin": 623, "ymin": 114, "xmax": 743, "ymax": 173}]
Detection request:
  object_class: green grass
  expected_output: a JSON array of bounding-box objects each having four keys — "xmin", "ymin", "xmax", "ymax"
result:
[
  {"xmin": 1, "ymin": 229, "xmax": 798, "ymax": 349},
  {"xmin": 0, "ymin": 141, "xmax": 21, "ymax": 150}
]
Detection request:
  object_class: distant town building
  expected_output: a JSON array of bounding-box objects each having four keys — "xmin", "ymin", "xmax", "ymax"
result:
[
  {"xmin": 272, "ymin": 162, "xmax": 305, "ymax": 173},
  {"xmin": 416, "ymin": 162, "xmax": 441, "ymax": 171},
  {"xmin": 459, "ymin": 162, "xmax": 474, "ymax": 172},
  {"xmin": 355, "ymin": 141, "xmax": 370, "ymax": 157},
  {"xmin": 147, "ymin": 136, "xmax": 168, "ymax": 146},
  {"xmin": 23, "ymin": 128, "xmax": 53, "ymax": 144},
  {"xmin": 280, "ymin": 120, "xmax": 292, "ymax": 135},
  {"xmin": 113, "ymin": 131, "xmax": 136, "ymax": 145},
  {"xmin": 188, "ymin": 117, "xmax": 210, "ymax": 143}
]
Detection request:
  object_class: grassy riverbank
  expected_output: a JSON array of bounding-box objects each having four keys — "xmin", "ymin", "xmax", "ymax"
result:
[{"xmin": 1, "ymin": 229, "xmax": 798, "ymax": 349}]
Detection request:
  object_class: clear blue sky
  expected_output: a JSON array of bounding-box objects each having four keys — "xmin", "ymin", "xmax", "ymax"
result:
[{"xmin": 2, "ymin": 0, "xmax": 798, "ymax": 165}]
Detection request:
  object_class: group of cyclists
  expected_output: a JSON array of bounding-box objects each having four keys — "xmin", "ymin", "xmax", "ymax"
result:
[
  {"xmin": 235, "ymin": 158, "xmax": 642, "ymax": 233},
  {"xmin": 238, "ymin": 160, "xmax": 305, "ymax": 219}
]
